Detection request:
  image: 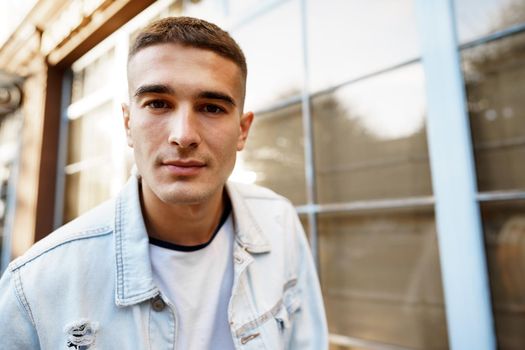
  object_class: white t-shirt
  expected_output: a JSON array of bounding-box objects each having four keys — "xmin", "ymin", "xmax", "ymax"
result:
[{"xmin": 148, "ymin": 213, "xmax": 235, "ymax": 350}]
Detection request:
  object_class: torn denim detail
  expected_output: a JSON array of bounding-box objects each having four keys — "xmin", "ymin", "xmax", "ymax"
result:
[{"xmin": 64, "ymin": 319, "xmax": 99, "ymax": 349}]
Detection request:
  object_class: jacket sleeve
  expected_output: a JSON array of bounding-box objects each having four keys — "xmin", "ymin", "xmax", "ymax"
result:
[
  {"xmin": 0, "ymin": 267, "xmax": 40, "ymax": 349},
  {"xmin": 288, "ymin": 212, "xmax": 329, "ymax": 350}
]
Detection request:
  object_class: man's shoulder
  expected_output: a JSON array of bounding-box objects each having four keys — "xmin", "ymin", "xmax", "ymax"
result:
[{"xmin": 9, "ymin": 199, "xmax": 115, "ymax": 272}]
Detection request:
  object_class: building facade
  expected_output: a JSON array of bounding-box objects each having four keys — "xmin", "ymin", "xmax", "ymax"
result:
[{"xmin": 0, "ymin": 0, "xmax": 524, "ymax": 349}]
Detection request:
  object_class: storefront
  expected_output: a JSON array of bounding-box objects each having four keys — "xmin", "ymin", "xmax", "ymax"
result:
[
  {"xmin": 0, "ymin": 71, "xmax": 24, "ymax": 273},
  {"xmin": 0, "ymin": 0, "xmax": 523, "ymax": 349}
]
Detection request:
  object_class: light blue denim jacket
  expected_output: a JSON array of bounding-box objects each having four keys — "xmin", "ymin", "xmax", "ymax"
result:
[{"xmin": 0, "ymin": 176, "xmax": 328, "ymax": 349}]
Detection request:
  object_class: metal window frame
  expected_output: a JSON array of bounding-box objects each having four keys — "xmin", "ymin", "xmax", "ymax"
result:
[
  {"xmin": 459, "ymin": 22, "xmax": 525, "ymax": 50},
  {"xmin": 477, "ymin": 190, "xmax": 525, "ymax": 202},
  {"xmin": 330, "ymin": 333, "xmax": 413, "ymax": 350},
  {"xmin": 414, "ymin": 1, "xmax": 495, "ymax": 349},
  {"xmin": 53, "ymin": 69, "xmax": 73, "ymax": 229},
  {"xmin": 298, "ymin": 0, "xmax": 319, "ymax": 267},
  {"xmin": 295, "ymin": 196, "xmax": 435, "ymax": 215}
]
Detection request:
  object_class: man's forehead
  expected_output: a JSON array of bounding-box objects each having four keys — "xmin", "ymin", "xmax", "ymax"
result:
[
  {"xmin": 128, "ymin": 43, "xmax": 243, "ymax": 76},
  {"xmin": 127, "ymin": 43, "xmax": 246, "ymax": 104}
]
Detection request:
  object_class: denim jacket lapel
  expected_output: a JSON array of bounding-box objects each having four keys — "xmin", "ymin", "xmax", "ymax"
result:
[
  {"xmin": 114, "ymin": 176, "xmax": 158, "ymax": 307},
  {"xmin": 226, "ymin": 182, "xmax": 271, "ymax": 254}
]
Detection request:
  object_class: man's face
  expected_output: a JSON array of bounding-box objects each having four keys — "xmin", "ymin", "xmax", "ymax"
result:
[{"xmin": 123, "ymin": 43, "xmax": 253, "ymax": 205}]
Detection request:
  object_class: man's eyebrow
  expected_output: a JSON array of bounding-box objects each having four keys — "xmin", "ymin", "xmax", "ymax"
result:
[
  {"xmin": 197, "ymin": 91, "xmax": 236, "ymax": 107},
  {"xmin": 134, "ymin": 84, "xmax": 174, "ymax": 97}
]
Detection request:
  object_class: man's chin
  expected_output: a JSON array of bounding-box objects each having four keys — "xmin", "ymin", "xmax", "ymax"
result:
[{"xmin": 157, "ymin": 183, "xmax": 222, "ymax": 206}]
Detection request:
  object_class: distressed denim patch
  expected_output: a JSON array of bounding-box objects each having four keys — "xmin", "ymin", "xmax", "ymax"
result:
[{"xmin": 64, "ymin": 319, "xmax": 98, "ymax": 349}]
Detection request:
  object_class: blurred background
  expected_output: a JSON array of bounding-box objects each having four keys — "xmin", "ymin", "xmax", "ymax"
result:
[{"xmin": 0, "ymin": 0, "xmax": 523, "ymax": 349}]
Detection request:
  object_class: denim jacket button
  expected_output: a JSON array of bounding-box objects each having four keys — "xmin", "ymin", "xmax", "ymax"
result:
[{"xmin": 151, "ymin": 295, "xmax": 166, "ymax": 312}]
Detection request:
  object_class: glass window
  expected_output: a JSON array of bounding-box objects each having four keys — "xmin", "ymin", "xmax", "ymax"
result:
[
  {"xmin": 480, "ymin": 200, "xmax": 525, "ymax": 350},
  {"xmin": 71, "ymin": 70, "xmax": 85, "ymax": 104},
  {"xmin": 65, "ymin": 35, "xmax": 128, "ymax": 223},
  {"xmin": 71, "ymin": 48, "xmax": 115, "ymax": 103},
  {"xmin": 454, "ymin": 0, "xmax": 525, "ymax": 44},
  {"xmin": 235, "ymin": 102, "xmax": 306, "ymax": 204},
  {"xmin": 67, "ymin": 102, "xmax": 114, "ymax": 165},
  {"xmin": 319, "ymin": 209, "xmax": 449, "ymax": 349},
  {"xmin": 231, "ymin": 0, "xmax": 303, "ymax": 112},
  {"xmin": 307, "ymin": 0, "xmax": 420, "ymax": 92},
  {"xmin": 313, "ymin": 63, "xmax": 432, "ymax": 204},
  {"xmin": 463, "ymin": 32, "xmax": 525, "ymax": 193},
  {"xmin": 63, "ymin": 167, "xmax": 113, "ymax": 223}
]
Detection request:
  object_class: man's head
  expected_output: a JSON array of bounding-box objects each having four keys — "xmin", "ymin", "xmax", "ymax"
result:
[{"xmin": 123, "ymin": 17, "xmax": 253, "ymax": 207}]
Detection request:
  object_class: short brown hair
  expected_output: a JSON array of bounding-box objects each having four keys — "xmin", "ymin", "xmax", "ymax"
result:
[{"xmin": 129, "ymin": 16, "xmax": 247, "ymax": 79}]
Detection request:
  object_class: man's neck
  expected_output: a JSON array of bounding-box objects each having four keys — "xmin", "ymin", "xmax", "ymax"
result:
[{"xmin": 139, "ymin": 182, "xmax": 226, "ymax": 247}]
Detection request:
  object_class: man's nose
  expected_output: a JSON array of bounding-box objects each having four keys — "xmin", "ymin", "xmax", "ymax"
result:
[{"xmin": 167, "ymin": 107, "xmax": 202, "ymax": 148}]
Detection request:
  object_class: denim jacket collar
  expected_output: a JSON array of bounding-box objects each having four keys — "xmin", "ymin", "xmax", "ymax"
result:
[
  {"xmin": 225, "ymin": 182, "xmax": 271, "ymax": 254},
  {"xmin": 113, "ymin": 176, "xmax": 271, "ymax": 307},
  {"xmin": 114, "ymin": 176, "xmax": 158, "ymax": 307}
]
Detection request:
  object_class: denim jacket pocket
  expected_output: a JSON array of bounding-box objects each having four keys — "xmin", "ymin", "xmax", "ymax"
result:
[
  {"xmin": 273, "ymin": 289, "xmax": 301, "ymax": 348},
  {"xmin": 275, "ymin": 305, "xmax": 291, "ymax": 331},
  {"xmin": 277, "ymin": 291, "xmax": 300, "ymax": 325}
]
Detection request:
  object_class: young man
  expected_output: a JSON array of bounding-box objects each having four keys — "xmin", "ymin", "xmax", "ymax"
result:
[{"xmin": 0, "ymin": 17, "xmax": 327, "ymax": 349}]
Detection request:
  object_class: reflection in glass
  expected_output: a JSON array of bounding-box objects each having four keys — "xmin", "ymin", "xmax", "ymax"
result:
[
  {"xmin": 313, "ymin": 64, "xmax": 432, "ymax": 203},
  {"xmin": 463, "ymin": 32, "xmax": 525, "ymax": 192},
  {"xmin": 67, "ymin": 102, "xmax": 115, "ymax": 165},
  {"xmin": 235, "ymin": 103, "xmax": 306, "ymax": 204},
  {"xmin": 307, "ymin": 0, "xmax": 420, "ymax": 92},
  {"xmin": 71, "ymin": 48, "xmax": 115, "ymax": 103},
  {"xmin": 63, "ymin": 168, "xmax": 113, "ymax": 223},
  {"xmin": 454, "ymin": 0, "xmax": 525, "ymax": 44},
  {"xmin": 319, "ymin": 209, "xmax": 448, "ymax": 349},
  {"xmin": 231, "ymin": 0, "xmax": 303, "ymax": 111},
  {"xmin": 71, "ymin": 70, "xmax": 84, "ymax": 104},
  {"xmin": 481, "ymin": 200, "xmax": 525, "ymax": 350}
]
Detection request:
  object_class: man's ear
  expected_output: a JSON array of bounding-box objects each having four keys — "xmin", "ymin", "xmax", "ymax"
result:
[
  {"xmin": 122, "ymin": 103, "xmax": 133, "ymax": 147},
  {"xmin": 237, "ymin": 111, "xmax": 254, "ymax": 151}
]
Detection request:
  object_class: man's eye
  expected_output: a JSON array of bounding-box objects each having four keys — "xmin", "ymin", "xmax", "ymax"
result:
[
  {"xmin": 146, "ymin": 100, "xmax": 170, "ymax": 109},
  {"xmin": 201, "ymin": 104, "xmax": 225, "ymax": 114}
]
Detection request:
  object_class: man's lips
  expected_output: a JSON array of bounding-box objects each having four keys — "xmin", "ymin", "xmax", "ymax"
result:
[
  {"xmin": 163, "ymin": 159, "xmax": 205, "ymax": 167},
  {"xmin": 161, "ymin": 159, "xmax": 206, "ymax": 176}
]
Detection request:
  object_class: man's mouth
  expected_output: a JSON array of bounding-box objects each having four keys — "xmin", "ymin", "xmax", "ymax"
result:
[{"xmin": 161, "ymin": 159, "xmax": 206, "ymax": 176}]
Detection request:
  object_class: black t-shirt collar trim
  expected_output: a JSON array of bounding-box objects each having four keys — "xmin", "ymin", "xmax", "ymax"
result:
[{"xmin": 149, "ymin": 198, "xmax": 232, "ymax": 252}]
